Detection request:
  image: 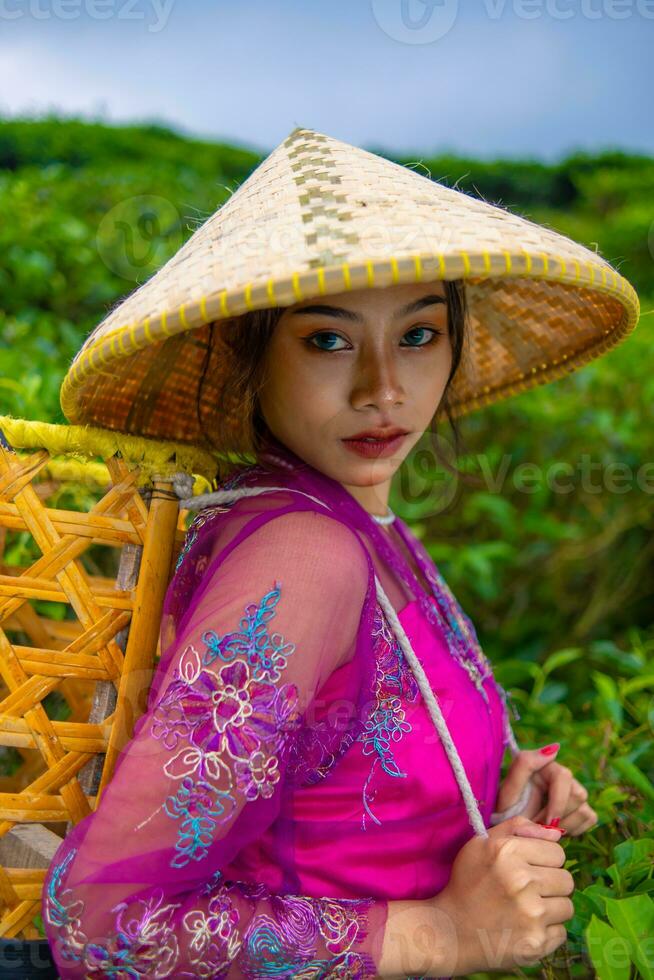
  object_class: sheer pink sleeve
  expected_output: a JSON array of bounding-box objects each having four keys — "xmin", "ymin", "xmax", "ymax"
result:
[{"xmin": 42, "ymin": 508, "xmax": 389, "ymax": 978}]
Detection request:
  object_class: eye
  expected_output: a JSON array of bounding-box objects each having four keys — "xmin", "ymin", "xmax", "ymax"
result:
[
  {"xmin": 303, "ymin": 325, "xmax": 444, "ymax": 353},
  {"xmin": 400, "ymin": 326, "xmax": 443, "ymax": 348},
  {"xmin": 304, "ymin": 331, "xmax": 350, "ymax": 352}
]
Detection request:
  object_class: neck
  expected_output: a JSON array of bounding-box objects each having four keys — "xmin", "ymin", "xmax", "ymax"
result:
[{"xmin": 338, "ymin": 479, "xmax": 392, "ymax": 519}]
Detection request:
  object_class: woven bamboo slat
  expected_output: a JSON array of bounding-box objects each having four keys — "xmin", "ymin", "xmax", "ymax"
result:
[{"xmin": 0, "ymin": 418, "xmax": 218, "ymax": 942}]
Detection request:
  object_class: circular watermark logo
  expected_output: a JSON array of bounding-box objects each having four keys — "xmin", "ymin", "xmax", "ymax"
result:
[
  {"xmin": 96, "ymin": 194, "xmax": 183, "ymax": 282},
  {"xmin": 396, "ymin": 429, "xmax": 461, "ymax": 515},
  {"xmin": 371, "ymin": 0, "xmax": 459, "ymax": 43}
]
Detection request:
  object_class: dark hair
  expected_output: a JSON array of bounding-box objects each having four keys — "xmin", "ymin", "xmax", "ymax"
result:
[{"xmin": 196, "ymin": 279, "xmax": 478, "ymax": 486}]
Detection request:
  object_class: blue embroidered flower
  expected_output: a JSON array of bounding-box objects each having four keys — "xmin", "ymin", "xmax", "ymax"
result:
[
  {"xmin": 357, "ymin": 601, "xmax": 418, "ymax": 830},
  {"xmin": 202, "ymin": 585, "xmax": 296, "ymax": 683}
]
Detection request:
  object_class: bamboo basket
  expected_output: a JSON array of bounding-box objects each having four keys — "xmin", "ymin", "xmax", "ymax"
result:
[{"xmin": 0, "ymin": 417, "xmax": 219, "ymax": 945}]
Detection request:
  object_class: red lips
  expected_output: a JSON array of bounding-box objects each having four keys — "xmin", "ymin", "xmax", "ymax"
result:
[{"xmin": 344, "ymin": 427, "xmax": 409, "ymax": 441}]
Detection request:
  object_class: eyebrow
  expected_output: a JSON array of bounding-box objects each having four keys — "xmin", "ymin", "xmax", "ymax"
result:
[{"xmin": 290, "ymin": 293, "xmax": 447, "ymax": 323}]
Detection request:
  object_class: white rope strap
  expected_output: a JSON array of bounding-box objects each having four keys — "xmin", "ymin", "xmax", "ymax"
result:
[
  {"xmin": 150, "ymin": 471, "xmax": 196, "ymax": 500},
  {"xmin": 375, "ymin": 577, "xmax": 489, "ymax": 839},
  {"xmin": 178, "ymin": 486, "xmax": 331, "ymax": 512},
  {"xmin": 489, "ymin": 780, "xmax": 534, "ymax": 826}
]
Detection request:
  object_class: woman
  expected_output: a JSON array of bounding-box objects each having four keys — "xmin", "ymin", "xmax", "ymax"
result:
[{"xmin": 43, "ymin": 127, "xmax": 638, "ymax": 978}]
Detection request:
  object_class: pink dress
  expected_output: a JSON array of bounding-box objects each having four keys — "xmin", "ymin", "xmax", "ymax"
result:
[
  {"xmin": 41, "ymin": 437, "xmax": 515, "ymax": 979},
  {"xmin": 221, "ymin": 595, "xmax": 507, "ymax": 902}
]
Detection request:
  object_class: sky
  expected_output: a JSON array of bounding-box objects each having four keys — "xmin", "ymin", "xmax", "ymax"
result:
[{"xmin": 0, "ymin": 0, "xmax": 651, "ymax": 161}]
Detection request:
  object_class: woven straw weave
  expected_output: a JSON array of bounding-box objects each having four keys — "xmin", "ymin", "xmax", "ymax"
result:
[
  {"xmin": 0, "ymin": 421, "xmax": 187, "ymax": 938},
  {"xmin": 61, "ymin": 126, "xmax": 640, "ymax": 447}
]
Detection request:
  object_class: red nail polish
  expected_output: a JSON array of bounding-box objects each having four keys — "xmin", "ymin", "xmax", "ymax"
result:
[
  {"xmin": 541, "ymin": 823, "xmax": 565, "ymax": 834},
  {"xmin": 540, "ymin": 743, "xmax": 560, "ymax": 756},
  {"xmin": 549, "ymin": 817, "xmax": 560, "ymax": 827}
]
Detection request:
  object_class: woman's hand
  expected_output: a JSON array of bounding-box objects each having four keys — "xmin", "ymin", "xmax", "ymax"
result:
[
  {"xmin": 430, "ymin": 815, "xmax": 574, "ymax": 976},
  {"xmin": 494, "ymin": 744, "xmax": 599, "ymax": 837}
]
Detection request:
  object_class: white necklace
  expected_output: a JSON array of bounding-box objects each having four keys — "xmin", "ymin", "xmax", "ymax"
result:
[{"xmin": 371, "ymin": 506, "xmax": 396, "ymax": 526}]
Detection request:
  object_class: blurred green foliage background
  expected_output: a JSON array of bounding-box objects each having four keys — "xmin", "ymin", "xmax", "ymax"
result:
[{"xmin": 0, "ymin": 116, "xmax": 652, "ymax": 977}]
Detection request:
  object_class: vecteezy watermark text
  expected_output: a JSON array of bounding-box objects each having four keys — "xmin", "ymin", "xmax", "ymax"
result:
[
  {"xmin": 398, "ymin": 436, "xmax": 654, "ymax": 517},
  {"xmin": 371, "ymin": 0, "xmax": 654, "ymax": 46},
  {"xmin": 0, "ymin": 0, "xmax": 175, "ymax": 32}
]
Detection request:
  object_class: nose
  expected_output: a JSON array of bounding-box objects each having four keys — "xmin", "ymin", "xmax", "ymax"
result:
[{"xmin": 349, "ymin": 344, "xmax": 406, "ymax": 412}]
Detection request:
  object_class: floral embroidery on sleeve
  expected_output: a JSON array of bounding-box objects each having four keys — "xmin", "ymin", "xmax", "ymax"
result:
[
  {"xmin": 135, "ymin": 582, "xmax": 303, "ymax": 869},
  {"xmin": 43, "ymin": 580, "xmax": 384, "ymax": 977},
  {"xmin": 45, "ymin": 848, "xmax": 381, "ymax": 978}
]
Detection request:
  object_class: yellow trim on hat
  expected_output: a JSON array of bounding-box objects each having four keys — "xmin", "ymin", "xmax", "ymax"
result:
[{"xmin": 60, "ymin": 249, "xmax": 641, "ymax": 428}]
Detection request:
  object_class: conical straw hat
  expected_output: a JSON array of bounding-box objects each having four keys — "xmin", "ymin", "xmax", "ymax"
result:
[{"xmin": 61, "ymin": 126, "xmax": 640, "ymax": 447}]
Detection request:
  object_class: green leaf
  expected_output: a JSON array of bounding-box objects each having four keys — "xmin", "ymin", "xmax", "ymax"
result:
[
  {"xmin": 604, "ymin": 895, "xmax": 654, "ymax": 980},
  {"xmin": 592, "ymin": 671, "xmax": 624, "ymax": 727},
  {"xmin": 585, "ymin": 914, "xmax": 632, "ymax": 980},
  {"xmin": 594, "ymin": 786, "xmax": 631, "ymax": 809},
  {"xmin": 582, "ymin": 884, "xmax": 618, "ymax": 917},
  {"xmin": 32, "ymin": 911, "xmax": 45, "ymax": 937},
  {"xmin": 622, "ymin": 674, "xmax": 654, "ymax": 696},
  {"xmin": 578, "ymin": 884, "xmax": 617, "ymax": 919},
  {"xmin": 538, "ymin": 680, "xmax": 569, "ymax": 704},
  {"xmin": 541, "ymin": 647, "xmax": 584, "ymax": 676},
  {"xmin": 613, "ymin": 757, "xmax": 654, "ymax": 803},
  {"xmin": 614, "ymin": 838, "xmax": 654, "ymax": 872},
  {"xmin": 606, "ymin": 863, "xmax": 622, "ymax": 891}
]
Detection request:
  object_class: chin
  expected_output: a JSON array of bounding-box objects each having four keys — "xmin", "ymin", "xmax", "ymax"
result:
[{"xmin": 345, "ymin": 458, "xmax": 402, "ymax": 482}]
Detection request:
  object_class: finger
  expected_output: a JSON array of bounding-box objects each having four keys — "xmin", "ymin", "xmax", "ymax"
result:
[
  {"xmin": 570, "ymin": 778, "xmax": 589, "ymax": 805},
  {"xmin": 555, "ymin": 810, "xmax": 586, "ymax": 836},
  {"xmin": 543, "ymin": 765, "xmax": 574, "ymax": 824},
  {"xmin": 570, "ymin": 806, "xmax": 599, "ymax": 835},
  {"xmin": 532, "ymin": 866, "xmax": 575, "ymax": 898},
  {"xmin": 541, "ymin": 923, "xmax": 570, "ymax": 959},
  {"xmin": 495, "ymin": 745, "xmax": 561, "ymax": 812},
  {"xmin": 531, "ymin": 768, "xmax": 588, "ymax": 809},
  {"xmin": 512, "ymin": 836, "xmax": 567, "ymax": 868},
  {"xmin": 507, "ymin": 819, "xmax": 565, "ymax": 843},
  {"xmin": 532, "ymin": 793, "xmax": 579, "ymax": 825},
  {"xmin": 541, "ymin": 896, "xmax": 576, "ymax": 926},
  {"xmin": 533, "ymin": 806, "xmax": 548, "ymax": 824},
  {"xmin": 556, "ymin": 803, "xmax": 598, "ymax": 837},
  {"xmin": 522, "ymin": 787, "xmax": 548, "ymax": 821}
]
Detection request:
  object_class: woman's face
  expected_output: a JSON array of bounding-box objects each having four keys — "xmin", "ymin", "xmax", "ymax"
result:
[{"xmin": 257, "ymin": 280, "xmax": 454, "ymax": 508}]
